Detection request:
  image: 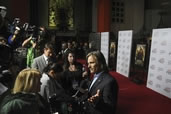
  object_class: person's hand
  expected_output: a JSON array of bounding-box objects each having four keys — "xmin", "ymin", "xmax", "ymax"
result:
[
  {"xmin": 32, "ymin": 42, "xmax": 37, "ymax": 48},
  {"xmin": 22, "ymin": 36, "xmax": 32, "ymax": 47},
  {"xmin": 88, "ymin": 89, "xmax": 100, "ymax": 103},
  {"xmin": 82, "ymin": 71, "xmax": 88, "ymax": 78},
  {"xmin": 28, "ymin": 36, "xmax": 32, "ymax": 40}
]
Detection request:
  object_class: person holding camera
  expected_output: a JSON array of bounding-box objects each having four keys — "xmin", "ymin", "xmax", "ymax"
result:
[
  {"xmin": 8, "ymin": 26, "xmax": 22, "ymax": 49},
  {"xmin": 0, "ymin": 6, "xmax": 10, "ymax": 39},
  {"xmin": 22, "ymin": 35, "xmax": 37, "ymax": 68}
]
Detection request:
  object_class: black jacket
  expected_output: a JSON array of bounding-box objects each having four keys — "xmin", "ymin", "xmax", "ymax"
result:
[
  {"xmin": 86, "ymin": 72, "xmax": 119, "ymax": 114},
  {"xmin": 0, "ymin": 92, "xmax": 51, "ymax": 114}
]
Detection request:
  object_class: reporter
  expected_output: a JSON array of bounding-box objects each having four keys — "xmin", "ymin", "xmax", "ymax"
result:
[
  {"xmin": 0, "ymin": 68, "xmax": 51, "ymax": 114},
  {"xmin": 40, "ymin": 62, "xmax": 75, "ymax": 114}
]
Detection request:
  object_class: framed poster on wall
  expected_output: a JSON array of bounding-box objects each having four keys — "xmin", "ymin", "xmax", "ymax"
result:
[
  {"xmin": 110, "ymin": 42, "xmax": 116, "ymax": 59},
  {"xmin": 109, "ymin": 41, "xmax": 116, "ymax": 69},
  {"xmin": 135, "ymin": 44, "xmax": 146, "ymax": 67}
]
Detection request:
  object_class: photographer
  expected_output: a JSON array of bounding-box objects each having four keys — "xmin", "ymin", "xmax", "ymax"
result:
[
  {"xmin": 8, "ymin": 26, "xmax": 22, "ymax": 49},
  {"xmin": 0, "ymin": 6, "xmax": 10, "ymax": 39},
  {"xmin": 22, "ymin": 35, "xmax": 37, "ymax": 68},
  {"xmin": 21, "ymin": 25, "xmax": 47, "ymax": 68},
  {"xmin": 34, "ymin": 26, "xmax": 47, "ymax": 57}
]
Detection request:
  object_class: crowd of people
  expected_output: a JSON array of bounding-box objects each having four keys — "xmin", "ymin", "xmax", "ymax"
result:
[{"xmin": 0, "ymin": 6, "xmax": 119, "ymax": 114}]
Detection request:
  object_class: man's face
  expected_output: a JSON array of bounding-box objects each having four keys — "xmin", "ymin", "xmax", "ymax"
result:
[
  {"xmin": 87, "ymin": 55, "xmax": 99, "ymax": 74},
  {"xmin": 68, "ymin": 42, "xmax": 72, "ymax": 49},
  {"xmin": 44, "ymin": 48, "xmax": 53, "ymax": 58},
  {"xmin": 0, "ymin": 9, "xmax": 7, "ymax": 18},
  {"xmin": 62, "ymin": 43, "xmax": 67, "ymax": 50}
]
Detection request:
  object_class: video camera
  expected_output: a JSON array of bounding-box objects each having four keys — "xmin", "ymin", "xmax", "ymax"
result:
[
  {"xmin": 24, "ymin": 24, "xmax": 39, "ymax": 42},
  {"xmin": 9, "ymin": 18, "xmax": 45, "ymax": 43},
  {"xmin": 22, "ymin": 24, "xmax": 45, "ymax": 43}
]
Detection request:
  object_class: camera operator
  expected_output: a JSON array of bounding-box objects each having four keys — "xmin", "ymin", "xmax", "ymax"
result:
[
  {"xmin": 22, "ymin": 26, "xmax": 47, "ymax": 68},
  {"xmin": 35, "ymin": 26, "xmax": 48, "ymax": 57},
  {"xmin": 8, "ymin": 26, "xmax": 22, "ymax": 49},
  {"xmin": 0, "ymin": 6, "xmax": 10, "ymax": 39},
  {"xmin": 22, "ymin": 35, "xmax": 37, "ymax": 68},
  {"xmin": 7, "ymin": 24, "xmax": 28, "ymax": 70}
]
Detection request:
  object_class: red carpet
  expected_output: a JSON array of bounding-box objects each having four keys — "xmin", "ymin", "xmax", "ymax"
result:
[{"xmin": 110, "ymin": 71, "xmax": 171, "ymax": 114}]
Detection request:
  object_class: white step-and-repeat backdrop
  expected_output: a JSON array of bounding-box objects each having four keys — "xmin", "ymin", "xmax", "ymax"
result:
[
  {"xmin": 116, "ymin": 30, "xmax": 133, "ymax": 77},
  {"xmin": 100, "ymin": 32, "xmax": 109, "ymax": 65},
  {"xmin": 147, "ymin": 28, "xmax": 171, "ymax": 98}
]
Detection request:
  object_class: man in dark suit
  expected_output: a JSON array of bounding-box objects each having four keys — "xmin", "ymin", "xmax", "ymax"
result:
[
  {"xmin": 32, "ymin": 42, "xmax": 55, "ymax": 73},
  {"xmin": 84, "ymin": 51, "xmax": 118, "ymax": 114}
]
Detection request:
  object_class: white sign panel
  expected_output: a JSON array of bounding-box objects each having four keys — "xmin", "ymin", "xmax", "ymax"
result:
[
  {"xmin": 147, "ymin": 28, "xmax": 171, "ymax": 98},
  {"xmin": 116, "ymin": 30, "xmax": 133, "ymax": 77},
  {"xmin": 101, "ymin": 32, "xmax": 109, "ymax": 65}
]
